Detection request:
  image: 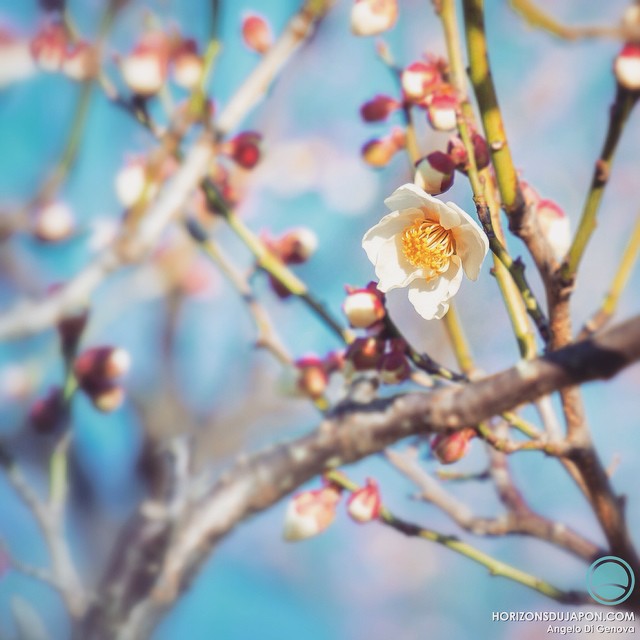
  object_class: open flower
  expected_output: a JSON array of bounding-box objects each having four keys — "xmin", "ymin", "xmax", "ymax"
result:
[{"xmin": 362, "ymin": 184, "xmax": 488, "ymax": 320}]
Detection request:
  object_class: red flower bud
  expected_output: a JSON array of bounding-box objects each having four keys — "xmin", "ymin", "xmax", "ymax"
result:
[
  {"xmin": 296, "ymin": 356, "xmax": 329, "ymax": 400},
  {"xmin": 222, "ymin": 131, "xmax": 262, "ymax": 169},
  {"xmin": 614, "ymin": 43, "xmax": 640, "ymax": 91},
  {"xmin": 535, "ymin": 199, "xmax": 570, "ymax": 261},
  {"xmin": 401, "ymin": 61, "xmax": 441, "ymax": 103},
  {"xmin": 360, "ymin": 94, "xmax": 401, "ymax": 122},
  {"xmin": 431, "ymin": 428, "xmax": 475, "ymax": 464},
  {"xmin": 172, "ymin": 39, "xmax": 203, "ymax": 90},
  {"xmin": 414, "ymin": 151, "xmax": 455, "ymax": 195},
  {"xmin": 120, "ymin": 32, "xmax": 170, "ymax": 96},
  {"xmin": 342, "ymin": 285, "xmax": 386, "ymax": 328},
  {"xmin": 242, "ymin": 14, "xmax": 273, "ymax": 54},
  {"xmin": 269, "ymin": 228, "xmax": 318, "ymax": 265},
  {"xmin": 73, "ymin": 346, "xmax": 131, "ymax": 393},
  {"xmin": 377, "ymin": 349, "xmax": 411, "ymax": 384},
  {"xmin": 425, "ymin": 89, "xmax": 458, "ymax": 132},
  {"xmin": 362, "ymin": 128, "xmax": 405, "ymax": 167},
  {"xmin": 91, "ymin": 383, "xmax": 125, "ymax": 413},
  {"xmin": 30, "ymin": 387, "xmax": 65, "ymax": 434},
  {"xmin": 30, "ymin": 21, "xmax": 67, "ymax": 72},
  {"xmin": 347, "ymin": 478, "xmax": 382, "ymax": 523},
  {"xmin": 62, "ymin": 41, "xmax": 97, "ymax": 81},
  {"xmin": 344, "ymin": 337, "xmax": 384, "ymax": 373}
]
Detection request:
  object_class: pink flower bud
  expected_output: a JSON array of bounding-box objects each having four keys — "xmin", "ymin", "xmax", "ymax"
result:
[
  {"xmin": 120, "ymin": 32, "xmax": 170, "ymax": 96},
  {"xmin": 362, "ymin": 128, "xmax": 405, "ymax": 167},
  {"xmin": 401, "ymin": 61, "xmax": 441, "ymax": 103},
  {"xmin": 431, "ymin": 428, "xmax": 475, "ymax": 464},
  {"xmin": 242, "ymin": 13, "xmax": 273, "ymax": 54},
  {"xmin": 377, "ymin": 349, "xmax": 411, "ymax": 384},
  {"xmin": 296, "ymin": 356, "xmax": 329, "ymax": 400},
  {"xmin": 535, "ymin": 199, "xmax": 570, "ymax": 261},
  {"xmin": 426, "ymin": 90, "xmax": 458, "ymax": 131},
  {"xmin": 347, "ymin": 478, "xmax": 382, "ymax": 523},
  {"xmin": 74, "ymin": 346, "xmax": 131, "ymax": 393},
  {"xmin": 360, "ymin": 94, "xmax": 401, "ymax": 122},
  {"xmin": 31, "ymin": 201, "xmax": 74, "ymax": 243},
  {"xmin": 30, "ymin": 21, "xmax": 67, "ymax": 72},
  {"xmin": 342, "ymin": 285, "xmax": 386, "ymax": 328},
  {"xmin": 222, "ymin": 131, "xmax": 262, "ymax": 169},
  {"xmin": 283, "ymin": 485, "xmax": 342, "ymax": 541},
  {"xmin": 614, "ymin": 43, "xmax": 640, "ymax": 91},
  {"xmin": 172, "ymin": 39, "xmax": 203, "ymax": 90},
  {"xmin": 29, "ymin": 387, "xmax": 65, "ymax": 434},
  {"xmin": 447, "ymin": 132, "xmax": 489, "ymax": 173},
  {"xmin": 414, "ymin": 151, "xmax": 455, "ymax": 195},
  {"xmin": 62, "ymin": 41, "xmax": 97, "ymax": 81},
  {"xmin": 350, "ymin": 0, "xmax": 398, "ymax": 37}
]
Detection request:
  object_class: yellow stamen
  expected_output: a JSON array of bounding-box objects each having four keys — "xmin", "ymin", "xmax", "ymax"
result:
[{"xmin": 401, "ymin": 218, "xmax": 455, "ymax": 273}]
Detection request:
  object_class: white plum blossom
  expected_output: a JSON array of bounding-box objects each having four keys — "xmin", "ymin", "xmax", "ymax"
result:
[{"xmin": 362, "ymin": 184, "xmax": 489, "ymax": 320}]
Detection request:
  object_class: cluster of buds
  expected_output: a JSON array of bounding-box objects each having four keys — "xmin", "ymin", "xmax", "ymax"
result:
[
  {"xmin": 30, "ymin": 200, "xmax": 75, "ymax": 243},
  {"xmin": 241, "ymin": 13, "xmax": 273, "ymax": 54},
  {"xmin": 412, "ymin": 129, "xmax": 489, "ymax": 196},
  {"xmin": 73, "ymin": 346, "xmax": 130, "ymax": 412},
  {"xmin": 283, "ymin": 475, "xmax": 382, "ymax": 541},
  {"xmin": 430, "ymin": 427, "xmax": 476, "ymax": 464},
  {"xmin": 261, "ymin": 228, "xmax": 318, "ymax": 298},
  {"xmin": 361, "ymin": 127, "xmax": 406, "ymax": 168},
  {"xmin": 521, "ymin": 180, "xmax": 570, "ymax": 261},
  {"xmin": 30, "ymin": 21, "xmax": 97, "ymax": 81},
  {"xmin": 350, "ymin": 0, "xmax": 398, "ymax": 37},
  {"xmin": 341, "ymin": 283, "xmax": 411, "ymax": 384},
  {"xmin": 219, "ymin": 131, "xmax": 263, "ymax": 170},
  {"xmin": 120, "ymin": 32, "xmax": 205, "ymax": 97}
]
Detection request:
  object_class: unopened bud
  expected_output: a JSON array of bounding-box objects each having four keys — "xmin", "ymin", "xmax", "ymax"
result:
[
  {"xmin": 0, "ymin": 27, "xmax": 35, "ymax": 88},
  {"xmin": 74, "ymin": 346, "xmax": 131, "ymax": 393},
  {"xmin": 272, "ymin": 228, "xmax": 318, "ymax": 264},
  {"xmin": 426, "ymin": 90, "xmax": 458, "ymax": 131},
  {"xmin": 115, "ymin": 157, "xmax": 151, "ymax": 208},
  {"xmin": 351, "ymin": 0, "xmax": 398, "ymax": 37},
  {"xmin": 447, "ymin": 132, "xmax": 489, "ymax": 173},
  {"xmin": 283, "ymin": 485, "xmax": 341, "ymax": 541},
  {"xmin": 360, "ymin": 94, "xmax": 401, "ymax": 122},
  {"xmin": 172, "ymin": 39, "xmax": 203, "ymax": 90},
  {"xmin": 343, "ymin": 285, "xmax": 385, "ymax": 329},
  {"xmin": 431, "ymin": 428, "xmax": 475, "ymax": 464},
  {"xmin": 344, "ymin": 337, "xmax": 384, "ymax": 373},
  {"xmin": 222, "ymin": 131, "xmax": 262, "ymax": 169},
  {"xmin": 414, "ymin": 151, "xmax": 455, "ymax": 195},
  {"xmin": 242, "ymin": 13, "xmax": 273, "ymax": 54},
  {"xmin": 362, "ymin": 128, "xmax": 405, "ymax": 167},
  {"xmin": 120, "ymin": 33, "xmax": 169, "ymax": 96},
  {"xmin": 30, "ymin": 21, "xmax": 67, "ymax": 72},
  {"xmin": 401, "ymin": 61, "xmax": 441, "ymax": 103},
  {"xmin": 91, "ymin": 383, "xmax": 125, "ymax": 413},
  {"xmin": 296, "ymin": 356, "xmax": 328, "ymax": 400},
  {"xmin": 377, "ymin": 349, "xmax": 410, "ymax": 384},
  {"xmin": 347, "ymin": 478, "xmax": 381, "ymax": 523},
  {"xmin": 614, "ymin": 43, "xmax": 640, "ymax": 91},
  {"xmin": 31, "ymin": 201, "xmax": 74, "ymax": 243},
  {"xmin": 29, "ymin": 387, "xmax": 65, "ymax": 434},
  {"xmin": 535, "ymin": 199, "xmax": 570, "ymax": 261}
]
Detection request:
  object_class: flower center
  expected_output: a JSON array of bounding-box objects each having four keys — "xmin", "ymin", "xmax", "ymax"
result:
[{"xmin": 401, "ymin": 218, "xmax": 455, "ymax": 273}]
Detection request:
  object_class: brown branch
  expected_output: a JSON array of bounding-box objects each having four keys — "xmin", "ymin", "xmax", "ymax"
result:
[
  {"xmin": 77, "ymin": 315, "xmax": 640, "ymax": 638},
  {"xmin": 385, "ymin": 447, "xmax": 602, "ymax": 561}
]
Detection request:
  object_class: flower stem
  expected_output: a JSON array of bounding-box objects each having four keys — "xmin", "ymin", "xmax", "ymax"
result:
[
  {"xmin": 325, "ymin": 471, "xmax": 587, "ymax": 605},
  {"xmin": 579, "ymin": 214, "xmax": 640, "ymax": 338},
  {"xmin": 442, "ymin": 304, "xmax": 475, "ymax": 376},
  {"xmin": 562, "ymin": 89, "xmax": 638, "ymax": 282}
]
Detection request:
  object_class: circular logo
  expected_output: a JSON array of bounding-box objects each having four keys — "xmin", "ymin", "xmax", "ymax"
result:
[{"xmin": 586, "ymin": 556, "xmax": 635, "ymax": 605}]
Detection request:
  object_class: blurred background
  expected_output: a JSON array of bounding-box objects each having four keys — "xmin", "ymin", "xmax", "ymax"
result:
[{"xmin": 0, "ymin": 0, "xmax": 639, "ymax": 638}]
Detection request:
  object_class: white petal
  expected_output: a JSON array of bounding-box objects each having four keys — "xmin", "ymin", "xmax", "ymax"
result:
[
  {"xmin": 383, "ymin": 183, "xmax": 442, "ymax": 213},
  {"xmin": 446, "ymin": 202, "xmax": 489, "ymax": 280},
  {"xmin": 362, "ymin": 208, "xmax": 422, "ymax": 264},
  {"xmin": 407, "ymin": 258, "xmax": 463, "ymax": 320},
  {"xmin": 375, "ymin": 236, "xmax": 422, "ymax": 292}
]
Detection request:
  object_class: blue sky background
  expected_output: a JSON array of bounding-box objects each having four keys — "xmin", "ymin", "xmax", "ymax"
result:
[{"xmin": 0, "ymin": 0, "xmax": 639, "ymax": 639}]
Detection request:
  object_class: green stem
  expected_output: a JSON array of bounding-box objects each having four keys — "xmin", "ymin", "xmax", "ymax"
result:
[
  {"xmin": 442, "ymin": 304, "xmax": 475, "ymax": 376},
  {"xmin": 563, "ymin": 89, "xmax": 638, "ymax": 281},
  {"xmin": 325, "ymin": 471, "xmax": 586, "ymax": 605}
]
